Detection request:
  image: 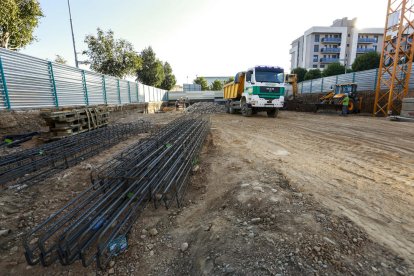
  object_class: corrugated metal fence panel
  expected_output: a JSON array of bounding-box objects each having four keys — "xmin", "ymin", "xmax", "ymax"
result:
[
  {"xmin": 119, "ymin": 80, "xmax": 130, "ymax": 104},
  {"xmin": 409, "ymin": 67, "xmax": 414, "ymax": 88},
  {"xmin": 105, "ymin": 77, "xmax": 119, "ymax": 104},
  {"xmin": 53, "ymin": 64, "xmax": 85, "ymax": 106},
  {"xmin": 0, "ymin": 48, "xmax": 167, "ymax": 109},
  {"xmin": 145, "ymin": 85, "xmax": 151, "ymax": 102},
  {"xmin": 85, "ymin": 71, "xmax": 105, "ymax": 105},
  {"xmin": 138, "ymin": 83, "xmax": 145, "ymax": 102},
  {"xmin": 0, "ymin": 49, "xmax": 55, "ymax": 108},
  {"xmin": 0, "ymin": 69, "xmax": 5, "ymax": 109},
  {"xmin": 301, "ymin": 81, "xmax": 311, "ymax": 94},
  {"xmin": 130, "ymin": 82, "xmax": 138, "ymax": 103},
  {"xmin": 355, "ymin": 69, "xmax": 376, "ymax": 91},
  {"xmin": 337, "ymin": 72, "xmax": 354, "ymax": 84},
  {"xmin": 311, "ymin": 79, "xmax": 322, "ymax": 93},
  {"xmin": 322, "ymin": 76, "xmax": 337, "ymax": 92}
]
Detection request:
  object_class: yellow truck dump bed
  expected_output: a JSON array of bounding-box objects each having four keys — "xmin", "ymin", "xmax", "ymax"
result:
[{"xmin": 224, "ymin": 72, "xmax": 245, "ymax": 100}]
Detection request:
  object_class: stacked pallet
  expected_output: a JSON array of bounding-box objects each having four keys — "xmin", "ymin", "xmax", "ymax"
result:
[{"xmin": 41, "ymin": 107, "xmax": 109, "ymax": 139}]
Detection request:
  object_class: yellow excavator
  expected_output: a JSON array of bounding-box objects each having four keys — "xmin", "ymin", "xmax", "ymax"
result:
[{"xmin": 318, "ymin": 83, "xmax": 362, "ymax": 113}]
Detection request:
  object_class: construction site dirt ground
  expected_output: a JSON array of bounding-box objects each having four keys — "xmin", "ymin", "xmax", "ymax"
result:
[{"xmin": 1, "ymin": 111, "xmax": 413, "ymax": 275}]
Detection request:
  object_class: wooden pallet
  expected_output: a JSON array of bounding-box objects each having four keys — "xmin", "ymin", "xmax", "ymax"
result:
[{"xmin": 41, "ymin": 107, "xmax": 109, "ymax": 139}]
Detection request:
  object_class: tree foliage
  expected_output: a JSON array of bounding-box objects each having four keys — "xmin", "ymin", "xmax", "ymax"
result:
[
  {"xmin": 194, "ymin": 77, "xmax": 209, "ymax": 91},
  {"xmin": 136, "ymin": 46, "xmax": 166, "ymax": 87},
  {"xmin": 160, "ymin": 62, "xmax": 176, "ymax": 90},
  {"xmin": 291, "ymin": 67, "xmax": 307, "ymax": 82},
  {"xmin": 322, "ymin": 62, "xmax": 346, "ymax": 77},
  {"xmin": 83, "ymin": 28, "xmax": 141, "ymax": 78},
  {"xmin": 304, "ymin": 69, "xmax": 322, "ymax": 80},
  {"xmin": 225, "ymin": 77, "xmax": 235, "ymax": 84},
  {"xmin": 54, "ymin": 55, "xmax": 67, "ymax": 64},
  {"xmin": 210, "ymin": 80, "xmax": 224, "ymax": 90},
  {"xmin": 351, "ymin": 52, "xmax": 380, "ymax": 72},
  {"xmin": 0, "ymin": 0, "xmax": 43, "ymax": 49}
]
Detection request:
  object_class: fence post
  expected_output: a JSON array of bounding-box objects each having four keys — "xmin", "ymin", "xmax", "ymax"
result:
[
  {"xmin": 81, "ymin": 70, "xmax": 89, "ymax": 106},
  {"xmin": 301, "ymin": 82, "xmax": 303, "ymax": 94},
  {"xmin": 135, "ymin": 82, "xmax": 139, "ymax": 102},
  {"xmin": 127, "ymin": 81, "xmax": 132, "ymax": 103},
  {"xmin": 0, "ymin": 57, "xmax": 11, "ymax": 109},
  {"xmin": 48, "ymin": 61, "xmax": 59, "ymax": 108},
  {"xmin": 102, "ymin": 75, "xmax": 107, "ymax": 104},
  {"xmin": 335, "ymin": 75, "xmax": 338, "ymax": 84},
  {"xmin": 117, "ymin": 79, "xmax": 121, "ymax": 104},
  {"xmin": 352, "ymin": 72, "xmax": 356, "ymax": 83},
  {"xmin": 310, "ymin": 79, "xmax": 313, "ymax": 93},
  {"xmin": 373, "ymin": 68, "xmax": 378, "ymax": 90},
  {"xmin": 321, "ymin": 78, "xmax": 324, "ymax": 92}
]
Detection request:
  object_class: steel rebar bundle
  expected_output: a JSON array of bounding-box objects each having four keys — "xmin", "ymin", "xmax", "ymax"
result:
[
  {"xmin": 0, "ymin": 121, "xmax": 151, "ymax": 190},
  {"xmin": 23, "ymin": 115, "xmax": 210, "ymax": 269}
]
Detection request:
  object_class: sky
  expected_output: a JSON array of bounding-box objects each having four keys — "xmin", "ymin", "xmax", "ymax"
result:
[{"xmin": 22, "ymin": 0, "xmax": 388, "ymax": 85}]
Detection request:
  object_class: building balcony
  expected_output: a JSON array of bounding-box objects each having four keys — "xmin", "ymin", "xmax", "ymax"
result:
[
  {"xmin": 321, "ymin": 37, "xmax": 341, "ymax": 43},
  {"xmin": 358, "ymin": 38, "xmax": 377, "ymax": 43},
  {"xmin": 321, "ymin": 48, "xmax": 340, "ymax": 53},
  {"xmin": 357, "ymin": 48, "xmax": 376, "ymax": 53},
  {"xmin": 320, "ymin": 58, "xmax": 339, "ymax": 63}
]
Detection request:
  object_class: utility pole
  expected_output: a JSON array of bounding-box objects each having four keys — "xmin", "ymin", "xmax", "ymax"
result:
[{"xmin": 67, "ymin": 0, "xmax": 79, "ymax": 68}]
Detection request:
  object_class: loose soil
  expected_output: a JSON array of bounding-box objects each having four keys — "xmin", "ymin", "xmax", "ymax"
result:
[{"xmin": 0, "ymin": 111, "xmax": 413, "ymax": 275}]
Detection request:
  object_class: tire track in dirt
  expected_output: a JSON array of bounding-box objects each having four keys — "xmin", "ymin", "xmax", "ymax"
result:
[{"xmin": 212, "ymin": 112, "xmax": 414, "ymax": 267}]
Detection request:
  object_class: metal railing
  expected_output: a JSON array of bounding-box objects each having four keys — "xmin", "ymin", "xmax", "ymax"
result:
[
  {"xmin": 321, "ymin": 48, "xmax": 340, "ymax": 53},
  {"xmin": 0, "ymin": 48, "xmax": 168, "ymax": 110}
]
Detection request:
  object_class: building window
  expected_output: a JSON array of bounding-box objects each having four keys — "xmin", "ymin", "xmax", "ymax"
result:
[
  {"xmin": 313, "ymin": 55, "xmax": 318, "ymax": 62},
  {"xmin": 348, "ymin": 33, "xmax": 350, "ymax": 37},
  {"xmin": 320, "ymin": 64, "xmax": 325, "ymax": 68},
  {"xmin": 315, "ymin": 34, "xmax": 320, "ymax": 42},
  {"xmin": 313, "ymin": 65, "xmax": 318, "ymax": 68},
  {"xmin": 347, "ymin": 44, "xmax": 350, "ymax": 47},
  {"xmin": 314, "ymin": 45, "xmax": 319, "ymax": 52}
]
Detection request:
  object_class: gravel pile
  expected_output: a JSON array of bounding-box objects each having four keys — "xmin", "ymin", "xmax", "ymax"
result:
[{"xmin": 185, "ymin": 102, "xmax": 227, "ymax": 114}]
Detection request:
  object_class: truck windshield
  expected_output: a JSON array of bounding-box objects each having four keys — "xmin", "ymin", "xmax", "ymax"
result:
[{"xmin": 255, "ymin": 69, "xmax": 284, "ymax": 83}]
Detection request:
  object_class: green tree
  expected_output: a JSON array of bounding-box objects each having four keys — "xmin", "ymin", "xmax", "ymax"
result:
[
  {"xmin": 291, "ymin": 67, "xmax": 308, "ymax": 82},
  {"xmin": 160, "ymin": 62, "xmax": 176, "ymax": 90},
  {"xmin": 322, "ymin": 62, "xmax": 346, "ymax": 77},
  {"xmin": 194, "ymin": 77, "xmax": 209, "ymax": 91},
  {"xmin": 304, "ymin": 69, "xmax": 322, "ymax": 80},
  {"xmin": 210, "ymin": 79, "xmax": 224, "ymax": 90},
  {"xmin": 225, "ymin": 76, "xmax": 234, "ymax": 84},
  {"xmin": 136, "ymin": 46, "xmax": 165, "ymax": 87},
  {"xmin": 0, "ymin": 0, "xmax": 43, "ymax": 49},
  {"xmin": 84, "ymin": 28, "xmax": 141, "ymax": 78},
  {"xmin": 54, "ymin": 55, "xmax": 67, "ymax": 64},
  {"xmin": 351, "ymin": 52, "xmax": 380, "ymax": 72}
]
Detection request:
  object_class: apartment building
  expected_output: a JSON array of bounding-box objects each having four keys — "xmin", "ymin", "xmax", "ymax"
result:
[{"xmin": 289, "ymin": 18, "xmax": 383, "ymax": 70}]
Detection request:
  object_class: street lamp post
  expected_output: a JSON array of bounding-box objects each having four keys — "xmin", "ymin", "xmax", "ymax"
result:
[{"xmin": 67, "ymin": 0, "xmax": 79, "ymax": 68}]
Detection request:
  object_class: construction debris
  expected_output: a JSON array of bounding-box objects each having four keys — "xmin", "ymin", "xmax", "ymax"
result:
[
  {"xmin": 23, "ymin": 115, "xmax": 210, "ymax": 269},
  {"xmin": 41, "ymin": 107, "xmax": 109, "ymax": 139},
  {"xmin": 185, "ymin": 102, "xmax": 226, "ymax": 114},
  {"xmin": 0, "ymin": 121, "xmax": 151, "ymax": 190}
]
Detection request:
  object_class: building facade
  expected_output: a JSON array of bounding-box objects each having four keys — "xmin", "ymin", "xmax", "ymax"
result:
[{"xmin": 289, "ymin": 18, "xmax": 383, "ymax": 70}]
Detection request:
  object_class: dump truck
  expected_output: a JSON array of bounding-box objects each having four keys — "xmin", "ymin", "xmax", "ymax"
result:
[{"xmin": 224, "ymin": 66, "xmax": 285, "ymax": 117}]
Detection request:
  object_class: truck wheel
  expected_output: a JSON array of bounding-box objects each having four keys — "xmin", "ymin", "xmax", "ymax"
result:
[
  {"xmin": 347, "ymin": 99, "xmax": 355, "ymax": 113},
  {"xmin": 267, "ymin": 109, "xmax": 279, "ymax": 118},
  {"xmin": 241, "ymin": 104, "xmax": 252, "ymax": 117},
  {"xmin": 229, "ymin": 105, "xmax": 236, "ymax": 114},
  {"xmin": 225, "ymin": 102, "xmax": 230, "ymax": 113}
]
